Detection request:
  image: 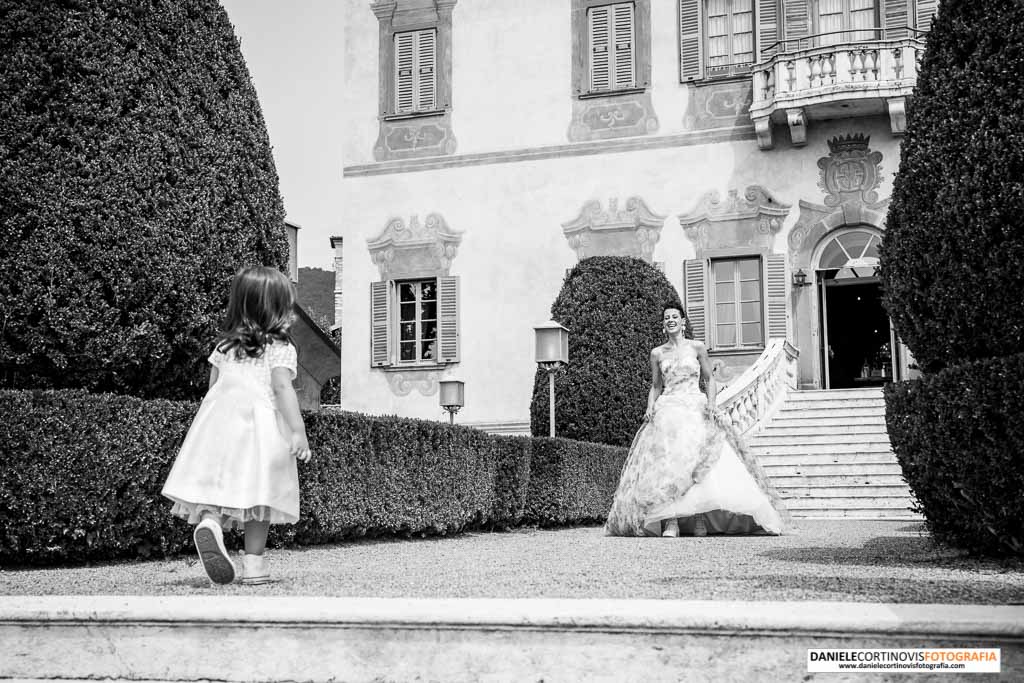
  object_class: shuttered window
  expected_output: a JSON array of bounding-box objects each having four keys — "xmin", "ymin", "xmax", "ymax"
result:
[
  {"xmin": 816, "ymin": 0, "xmax": 878, "ymax": 45},
  {"xmin": 369, "ymin": 276, "xmax": 459, "ymax": 367},
  {"xmin": 394, "ymin": 29, "xmax": 436, "ymax": 114},
  {"xmin": 588, "ymin": 2, "xmax": 636, "ymax": 92},
  {"xmin": 915, "ymin": 0, "xmax": 937, "ymax": 30},
  {"xmin": 706, "ymin": 0, "xmax": 755, "ymax": 77},
  {"xmin": 711, "ymin": 257, "xmax": 764, "ymax": 348}
]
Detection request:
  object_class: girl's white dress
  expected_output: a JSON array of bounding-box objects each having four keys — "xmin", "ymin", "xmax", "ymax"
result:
[
  {"xmin": 605, "ymin": 343, "xmax": 789, "ymax": 536},
  {"xmin": 162, "ymin": 341, "xmax": 300, "ymax": 529}
]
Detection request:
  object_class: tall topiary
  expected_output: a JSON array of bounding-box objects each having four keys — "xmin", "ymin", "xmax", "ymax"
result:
[
  {"xmin": 0, "ymin": 0, "xmax": 288, "ymax": 399},
  {"xmin": 881, "ymin": 0, "xmax": 1024, "ymax": 556},
  {"xmin": 880, "ymin": 0, "xmax": 1024, "ymax": 372},
  {"xmin": 530, "ymin": 257, "xmax": 681, "ymax": 447}
]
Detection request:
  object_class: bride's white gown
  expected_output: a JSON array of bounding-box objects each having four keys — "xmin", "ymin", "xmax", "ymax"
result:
[{"xmin": 605, "ymin": 343, "xmax": 789, "ymax": 536}]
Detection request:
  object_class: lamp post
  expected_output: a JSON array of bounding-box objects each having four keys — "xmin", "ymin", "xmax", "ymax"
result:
[
  {"xmin": 439, "ymin": 379, "xmax": 464, "ymax": 425},
  {"xmin": 533, "ymin": 321, "xmax": 570, "ymax": 438}
]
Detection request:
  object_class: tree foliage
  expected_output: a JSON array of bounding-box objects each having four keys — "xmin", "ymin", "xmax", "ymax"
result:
[
  {"xmin": 530, "ymin": 257, "xmax": 681, "ymax": 447},
  {"xmin": 880, "ymin": 0, "xmax": 1024, "ymax": 372},
  {"xmin": 0, "ymin": 0, "xmax": 288, "ymax": 398}
]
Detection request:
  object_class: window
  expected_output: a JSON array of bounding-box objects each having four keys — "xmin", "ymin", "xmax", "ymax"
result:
[
  {"xmin": 711, "ymin": 257, "xmax": 764, "ymax": 347},
  {"xmin": 370, "ymin": 276, "xmax": 459, "ymax": 367},
  {"xmin": 398, "ymin": 279, "xmax": 438, "ymax": 362},
  {"xmin": 705, "ymin": 0, "xmax": 754, "ymax": 77},
  {"xmin": 588, "ymin": 3, "xmax": 636, "ymax": 93},
  {"xmin": 394, "ymin": 29, "xmax": 437, "ymax": 115},
  {"xmin": 815, "ymin": 0, "xmax": 877, "ymax": 45},
  {"xmin": 680, "ymin": 0, "xmax": 761, "ymax": 82}
]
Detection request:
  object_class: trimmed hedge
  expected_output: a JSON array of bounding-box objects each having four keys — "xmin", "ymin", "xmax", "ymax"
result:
[
  {"xmin": 879, "ymin": 0, "xmax": 1024, "ymax": 372},
  {"xmin": 0, "ymin": 0, "xmax": 288, "ymax": 399},
  {"xmin": 0, "ymin": 389, "xmax": 627, "ymax": 566},
  {"xmin": 885, "ymin": 353, "xmax": 1024, "ymax": 557},
  {"xmin": 530, "ymin": 256, "xmax": 681, "ymax": 446}
]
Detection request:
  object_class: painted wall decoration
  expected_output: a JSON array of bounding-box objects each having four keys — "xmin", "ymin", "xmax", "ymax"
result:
[{"xmin": 562, "ymin": 196, "xmax": 665, "ymax": 262}]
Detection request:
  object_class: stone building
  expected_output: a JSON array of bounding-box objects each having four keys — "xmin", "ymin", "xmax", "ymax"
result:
[{"xmin": 338, "ymin": 0, "xmax": 936, "ymax": 433}]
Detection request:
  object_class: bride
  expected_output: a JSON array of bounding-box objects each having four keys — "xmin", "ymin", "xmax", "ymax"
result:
[{"xmin": 605, "ymin": 302, "xmax": 789, "ymax": 537}]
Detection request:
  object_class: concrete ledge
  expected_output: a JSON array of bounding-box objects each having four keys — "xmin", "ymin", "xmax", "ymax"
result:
[{"xmin": 3, "ymin": 597, "xmax": 1022, "ymax": 681}]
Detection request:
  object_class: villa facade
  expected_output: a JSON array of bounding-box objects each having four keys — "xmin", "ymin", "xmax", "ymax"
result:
[{"xmin": 338, "ymin": 0, "xmax": 936, "ymax": 432}]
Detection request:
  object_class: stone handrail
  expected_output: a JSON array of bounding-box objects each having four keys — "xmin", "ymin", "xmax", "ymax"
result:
[
  {"xmin": 751, "ymin": 36, "xmax": 925, "ymax": 106},
  {"xmin": 715, "ymin": 339, "xmax": 799, "ymax": 435}
]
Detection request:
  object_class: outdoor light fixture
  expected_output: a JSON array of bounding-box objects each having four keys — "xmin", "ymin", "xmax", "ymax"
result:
[
  {"xmin": 792, "ymin": 268, "xmax": 810, "ymax": 287},
  {"xmin": 533, "ymin": 321, "xmax": 570, "ymax": 438},
  {"xmin": 438, "ymin": 379, "xmax": 465, "ymax": 425}
]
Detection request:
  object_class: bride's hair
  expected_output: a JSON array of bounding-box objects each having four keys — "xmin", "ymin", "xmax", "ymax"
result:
[{"xmin": 662, "ymin": 301, "xmax": 694, "ymax": 340}]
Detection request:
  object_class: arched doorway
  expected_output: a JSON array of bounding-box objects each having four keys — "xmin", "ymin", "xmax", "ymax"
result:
[{"xmin": 813, "ymin": 227, "xmax": 897, "ymax": 389}]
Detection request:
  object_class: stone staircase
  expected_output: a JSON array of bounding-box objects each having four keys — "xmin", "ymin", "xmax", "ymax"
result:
[{"xmin": 749, "ymin": 387, "xmax": 920, "ymax": 520}]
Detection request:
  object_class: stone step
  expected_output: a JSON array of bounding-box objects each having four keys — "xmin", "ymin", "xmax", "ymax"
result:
[
  {"xmin": 787, "ymin": 388, "xmax": 884, "ymax": 400},
  {"xmin": 762, "ymin": 461, "xmax": 903, "ymax": 476},
  {"xmin": 759, "ymin": 422, "xmax": 887, "ymax": 435},
  {"xmin": 1, "ymin": 597, "xmax": 1018, "ymax": 681},
  {"xmin": 758, "ymin": 451, "xmax": 898, "ymax": 464},
  {"xmin": 790, "ymin": 508, "xmax": 922, "ymax": 520},
  {"xmin": 784, "ymin": 496, "xmax": 916, "ymax": 510},
  {"xmin": 768, "ymin": 472, "xmax": 908, "ymax": 488},
  {"xmin": 753, "ymin": 432, "xmax": 892, "ymax": 446},
  {"xmin": 751, "ymin": 442, "xmax": 893, "ymax": 457},
  {"xmin": 773, "ymin": 406, "xmax": 886, "ymax": 419},
  {"xmin": 775, "ymin": 484, "xmax": 913, "ymax": 499},
  {"xmin": 776, "ymin": 397, "xmax": 885, "ymax": 410}
]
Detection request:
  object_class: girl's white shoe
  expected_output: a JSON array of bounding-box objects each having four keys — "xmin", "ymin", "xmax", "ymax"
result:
[
  {"xmin": 662, "ymin": 519, "xmax": 680, "ymax": 537},
  {"xmin": 241, "ymin": 553, "xmax": 273, "ymax": 585},
  {"xmin": 193, "ymin": 519, "xmax": 235, "ymax": 585}
]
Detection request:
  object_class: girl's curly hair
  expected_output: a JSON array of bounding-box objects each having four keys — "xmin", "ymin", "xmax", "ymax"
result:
[{"xmin": 216, "ymin": 266, "xmax": 295, "ymax": 359}]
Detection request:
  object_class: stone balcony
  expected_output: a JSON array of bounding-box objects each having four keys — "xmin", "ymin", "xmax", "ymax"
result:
[{"xmin": 749, "ymin": 29, "xmax": 926, "ymax": 150}]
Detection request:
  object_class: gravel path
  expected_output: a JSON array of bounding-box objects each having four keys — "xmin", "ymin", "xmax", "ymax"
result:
[{"xmin": 3, "ymin": 520, "xmax": 1023, "ymax": 604}]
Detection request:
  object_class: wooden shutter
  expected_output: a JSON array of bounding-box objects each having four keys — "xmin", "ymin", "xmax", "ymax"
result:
[
  {"xmin": 394, "ymin": 29, "xmax": 435, "ymax": 113},
  {"xmin": 437, "ymin": 276, "xmax": 460, "ymax": 363},
  {"xmin": 613, "ymin": 3, "xmax": 636, "ymax": 89},
  {"xmin": 765, "ymin": 254, "xmax": 788, "ymax": 339},
  {"xmin": 782, "ymin": 0, "xmax": 809, "ymax": 43},
  {"xmin": 884, "ymin": 0, "xmax": 910, "ymax": 39},
  {"xmin": 679, "ymin": 0, "xmax": 704, "ymax": 81},
  {"xmin": 758, "ymin": 0, "xmax": 780, "ymax": 58},
  {"xmin": 589, "ymin": 6, "xmax": 612, "ymax": 92},
  {"xmin": 416, "ymin": 29, "xmax": 436, "ymax": 111},
  {"xmin": 394, "ymin": 32, "xmax": 415, "ymax": 113},
  {"xmin": 683, "ymin": 259, "xmax": 707, "ymax": 344},
  {"xmin": 916, "ymin": 0, "xmax": 938, "ymax": 30},
  {"xmin": 370, "ymin": 281, "xmax": 391, "ymax": 367}
]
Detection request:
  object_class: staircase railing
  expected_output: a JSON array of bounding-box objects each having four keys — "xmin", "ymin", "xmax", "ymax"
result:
[{"xmin": 715, "ymin": 339, "xmax": 799, "ymax": 435}]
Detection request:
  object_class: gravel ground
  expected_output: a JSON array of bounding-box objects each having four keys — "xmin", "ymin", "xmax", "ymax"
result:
[{"xmin": 2, "ymin": 520, "xmax": 1023, "ymax": 604}]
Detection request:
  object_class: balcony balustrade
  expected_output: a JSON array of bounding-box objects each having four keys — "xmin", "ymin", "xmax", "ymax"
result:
[{"xmin": 749, "ymin": 29, "xmax": 926, "ymax": 150}]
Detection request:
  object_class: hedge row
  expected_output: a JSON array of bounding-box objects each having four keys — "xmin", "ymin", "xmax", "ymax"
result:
[
  {"xmin": 884, "ymin": 353, "xmax": 1024, "ymax": 557},
  {"xmin": 0, "ymin": 389, "xmax": 627, "ymax": 566}
]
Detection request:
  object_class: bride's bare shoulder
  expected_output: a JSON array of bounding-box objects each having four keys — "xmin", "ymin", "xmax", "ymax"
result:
[
  {"xmin": 686, "ymin": 338, "xmax": 708, "ymax": 354},
  {"xmin": 650, "ymin": 343, "xmax": 670, "ymax": 359}
]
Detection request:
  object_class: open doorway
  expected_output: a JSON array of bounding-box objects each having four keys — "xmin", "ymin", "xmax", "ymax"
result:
[{"xmin": 816, "ymin": 228, "xmax": 898, "ymax": 389}]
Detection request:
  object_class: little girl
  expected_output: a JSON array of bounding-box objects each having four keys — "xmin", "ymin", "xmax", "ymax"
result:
[{"xmin": 162, "ymin": 266, "xmax": 312, "ymax": 585}]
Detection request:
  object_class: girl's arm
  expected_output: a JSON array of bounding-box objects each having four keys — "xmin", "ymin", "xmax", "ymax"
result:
[
  {"xmin": 208, "ymin": 366, "xmax": 219, "ymax": 390},
  {"xmin": 696, "ymin": 341, "xmax": 717, "ymax": 418},
  {"xmin": 271, "ymin": 368, "xmax": 312, "ymax": 462},
  {"xmin": 645, "ymin": 348, "xmax": 664, "ymax": 420}
]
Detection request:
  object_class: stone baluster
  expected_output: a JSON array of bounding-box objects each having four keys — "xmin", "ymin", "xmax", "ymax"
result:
[
  {"xmin": 892, "ymin": 47, "xmax": 903, "ymax": 80},
  {"xmin": 785, "ymin": 60, "xmax": 797, "ymax": 92},
  {"xmin": 821, "ymin": 52, "xmax": 835, "ymax": 84},
  {"xmin": 810, "ymin": 55, "xmax": 822, "ymax": 87}
]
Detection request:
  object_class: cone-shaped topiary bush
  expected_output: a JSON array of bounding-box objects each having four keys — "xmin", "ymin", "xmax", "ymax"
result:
[
  {"xmin": 881, "ymin": 0, "xmax": 1024, "ymax": 556},
  {"xmin": 0, "ymin": 0, "xmax": 288, "ymax": 399},
  {"xmin": 880, "ymin": 0, "xmax": 1024, "ymax": 373},
  {"xmin": 530, "ymin": 256, "xmax": 682, "ymax": 447}
]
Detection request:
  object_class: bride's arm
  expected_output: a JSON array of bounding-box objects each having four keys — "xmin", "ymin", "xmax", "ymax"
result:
[
  {"xmin": 696, "ymin": 342, "xmax": 717, "ymax": 417},
  {"xmin": 645, "ymin": 349, "xmax": 663, "ymax": 420}
]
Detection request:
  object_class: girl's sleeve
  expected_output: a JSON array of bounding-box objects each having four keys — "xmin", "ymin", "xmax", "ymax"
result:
[{"xmin": 268, "ymin": 341, "xmax": 297, "ymax": 379}]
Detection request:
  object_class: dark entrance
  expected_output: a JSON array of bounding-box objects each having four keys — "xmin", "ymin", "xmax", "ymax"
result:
[
  {"xmin": 819, "ymin": 276, "xmax": 894, "ymax": 389},
  {"xmin": 815, "ymin": 228, "xmax": 898, "ymax": 389}
]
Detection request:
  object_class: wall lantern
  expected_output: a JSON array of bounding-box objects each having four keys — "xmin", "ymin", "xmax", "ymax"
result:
[
  {"xmin": 533, "ymin": 321, "xmax": 570, "ymax": 437},
  {"xmin": 792, "ymin": 268, "xmax": 810, "ymax": 287},
  {"xmin": 439, "ymin": 379, "xmax": 465, "ymax": 425}
]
